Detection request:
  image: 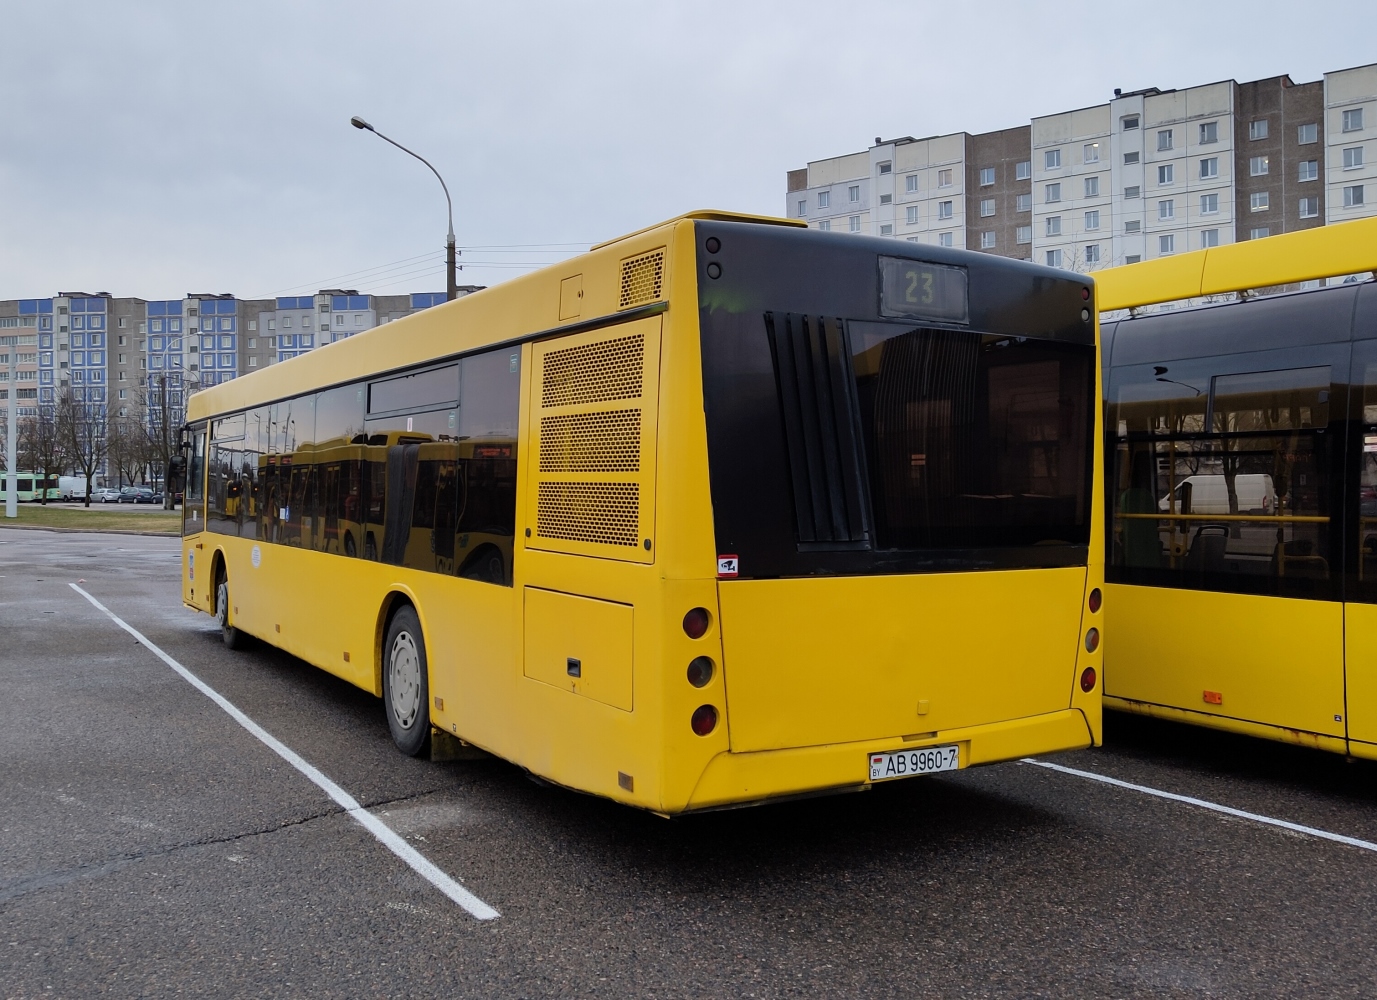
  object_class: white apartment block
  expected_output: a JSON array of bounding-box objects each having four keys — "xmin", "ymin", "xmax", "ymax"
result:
[{"xmin": 788, "ymin": 62, "xmax": 1375, "ymax": 274}]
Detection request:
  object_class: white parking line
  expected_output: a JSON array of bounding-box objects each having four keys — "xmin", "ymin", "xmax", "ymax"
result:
[
  {"xmin": 69, "ymin": 583, "xmax": 500, "ymax": 920},
  {"xmin": 1024, "ymin": 757, "xmax": 1377, "ymax": 854}
]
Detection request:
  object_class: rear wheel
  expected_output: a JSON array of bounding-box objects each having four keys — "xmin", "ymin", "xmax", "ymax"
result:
[
  {"xmin": 215, "ymin": 571, "xmax": 245, "ymax": 650},
  {"xmin": 383, "ymin": 605, "xmax": 430, "ymax": 756}
]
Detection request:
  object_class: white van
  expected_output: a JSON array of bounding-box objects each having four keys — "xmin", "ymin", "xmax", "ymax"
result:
[{"xmin": 1159, "ymin": 474, "xmax": 1275, "ymax": 515}]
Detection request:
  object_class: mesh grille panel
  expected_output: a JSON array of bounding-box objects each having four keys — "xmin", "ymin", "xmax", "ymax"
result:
[
  {"xmin": 540, "ymin": 333, "xmax": 644, "ymax": 407},
  {"xmin": 540, "ymin": 410, "xmax": 641, "ymax": 472},
  {"xmin": 618, "ymin": 250, "xmax": 665, "ymax": 309},
  {"xmin": 537, "ymin": 482, "xmax": 641, "ymax": 547}
]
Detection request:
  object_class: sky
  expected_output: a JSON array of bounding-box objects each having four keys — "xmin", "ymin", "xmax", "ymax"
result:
[{"xmin": 1, "ymin": 0, "xmax": 1374, "ymax": 301}]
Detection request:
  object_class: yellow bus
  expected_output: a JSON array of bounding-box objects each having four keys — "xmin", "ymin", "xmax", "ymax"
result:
[
  {"xmin": 180, "ymin": 210, "xmax": 1103, "ymax": 814},
  {"xmin": 1098, "ymin": 216, "xmax": 1377, "ymax": 756}
]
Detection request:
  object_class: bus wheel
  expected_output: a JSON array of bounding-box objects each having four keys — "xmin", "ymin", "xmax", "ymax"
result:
[
  {"xmin": 215, "ymin": 571, "xmax": 245, "ymax": 650},
  {"xmin": 383, "ymin": 605, "xmax": 430, "ymax": 756}
]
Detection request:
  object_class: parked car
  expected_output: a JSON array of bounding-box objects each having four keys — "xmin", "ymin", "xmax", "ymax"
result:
[{"xmin": 92, "ymin": 487, "xmax": 122, "ymax": 503}]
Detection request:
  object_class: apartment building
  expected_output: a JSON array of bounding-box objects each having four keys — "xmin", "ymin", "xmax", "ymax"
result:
[{"xmin": 788, "ymin": 61, "xmax": 1377, "ymax": 271}]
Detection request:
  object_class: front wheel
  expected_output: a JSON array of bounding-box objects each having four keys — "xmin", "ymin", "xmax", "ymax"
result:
[
  {"xmin": 383, "ymin": 605, "xmax": 430, "ymax": 756},
  {"xmin": 215, "ymin": 573, "xmax": 245, "ymax": 650}
]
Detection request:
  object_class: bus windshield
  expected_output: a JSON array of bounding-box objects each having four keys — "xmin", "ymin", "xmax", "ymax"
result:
[{"xmin": 697, "ymin": 221, "xmax": 1095, "ymax": 578}]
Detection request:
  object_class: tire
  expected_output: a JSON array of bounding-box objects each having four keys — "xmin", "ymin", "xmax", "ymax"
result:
[
  {"xmin": 214, "ymin": 571, "xmax": 245, "ymax": 650},
  {"xmin": 382, "ymin": 605, "xmax": 430, "ymax": 756}
]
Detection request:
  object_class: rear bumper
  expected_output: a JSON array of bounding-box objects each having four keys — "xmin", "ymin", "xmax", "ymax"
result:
[{"xmin": 682, "ymin": 708, "xmax": 1093, "ymax": 812}]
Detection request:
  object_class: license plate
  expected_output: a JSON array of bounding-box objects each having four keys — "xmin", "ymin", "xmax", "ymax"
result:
[{"xmin": 868, "ymin": 744, "xmax": 960, "ymax": 781}]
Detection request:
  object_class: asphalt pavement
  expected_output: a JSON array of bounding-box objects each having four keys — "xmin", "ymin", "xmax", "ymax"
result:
[{"xmin": 5, "ymin": 526, "xmax": 1377, "ymax": 998}]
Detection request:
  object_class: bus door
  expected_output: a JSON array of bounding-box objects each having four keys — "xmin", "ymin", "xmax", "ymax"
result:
[
  {"xmin": 1342, "ymin": 290, "xmax": 1377, "ymax": 751},
  {"xmin": 1107, "ymin": 329, "xmax": 1349, "ymax": 739}
]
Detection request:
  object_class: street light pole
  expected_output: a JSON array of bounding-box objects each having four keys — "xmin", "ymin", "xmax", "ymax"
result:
[{"xmin": 350, "ymin": 116, "xmax": 458, "ymax": 301}]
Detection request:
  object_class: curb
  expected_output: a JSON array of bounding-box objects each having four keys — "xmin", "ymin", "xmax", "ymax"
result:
[{"xmin": 0, "ymin": 523, "xmax": 179, "ymax": 538}]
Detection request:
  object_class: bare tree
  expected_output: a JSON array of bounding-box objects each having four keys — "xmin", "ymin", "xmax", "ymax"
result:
[
  {"xmin": 57, "ymin": 388, "xmax": 107, "ymax": 507},
  {"xmin": 18, "ymin": 404, "xmax": 65, "ymax": 505}
]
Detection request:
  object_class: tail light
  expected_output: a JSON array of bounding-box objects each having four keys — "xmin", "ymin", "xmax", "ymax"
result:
[
  {"xmin": 691, "ymin": 705, "xmax": 718, "ymax": 736},
  {"xmin": 1080, "ymin": 666, "xmax": 1097, "ymax": 692},
  {"xmin": 683, "ymin": 608, "xmax": 710, "ymax": 639}
]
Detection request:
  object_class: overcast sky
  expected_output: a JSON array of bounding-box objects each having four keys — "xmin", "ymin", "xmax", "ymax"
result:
[{"xmin": 2, "ymin": 0, "xmax": 1373, "ymax": 301}]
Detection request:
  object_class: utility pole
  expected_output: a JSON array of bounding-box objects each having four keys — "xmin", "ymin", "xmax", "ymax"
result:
[
  {"xmin": 4, "ymin": 346, "xmax": 15, "ymax": 519},
  {"xmin": 350, "ymin": 116, "xmax": 459, "ymax": 300}
]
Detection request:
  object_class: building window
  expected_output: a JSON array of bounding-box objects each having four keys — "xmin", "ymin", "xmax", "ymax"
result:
[
  {"xmin": 796, "ymin": 199, "xmax": 806, "ymax": 216},
  {"xmin": 1159, "ymin": 234, "xmax": 1176, "ymax": 254},
  {"xmin": 905, "ymin": 174, "xmax": 918, "ymax": 193},
  {"xmin": 1046, "ymin": 249, "xmax": 1063, "ymax": 268},
  {"xmin": 1299, "ymin": 160, "xmax": 1319, "ymax": 182},
  {"xmin": 1015, "ymin": 160, "xmax": 1031, "ymax": 181},
  {"xmin": 1250, "ymin": 191, "xmax": 1270, "ymax": 211},
  {"xmin": 1249, "ymin": 155, "xmax": 1269, "ymax": 176},
  {"xmin": 979, "ymin": 167, "xmax": 995, "ymax": 186},
  {"xmin": 1016, "ymin": 225, "xmax": 1032, "ymax": 244},
  {"xmin": 1201, "ymin": 192, "xmax": 1219, "ymax": 215},
  {"xmin": 1249, "ymin": 119, "xmax": 1269, "ymax": 140},
  {"xmin": 906, "ymin": 205, "xmax": 919, "ymax": 224},
  {"xmin": 1084, "ymin": 143, "xmax": 1101, "ymax": 163},
  {"xmin": 1158, "ymin": 164, "xmax": 1174, "ymax": 185},
  {"xmin": 1045, "ymin": 149, "xmax": 1061, "ymax": 169},
  {"xmin": 1084, "ymin": 176, "xmax": 1100, "ymax": 197},
  {"xmin": 1124, "ymin": 185, "xmax": 1141, "ymax": 199},
  {"xmin": 938, "ymin": 232, "xmax": 953, "ymax": 247},
  {"xmin": 1045, "ymin": 216, "xmax": 1062, "ymax": 236},
  {"xmin": 979, "ymin": 198, "xmax": 995, "ymax": 217},
  {"xmin": 1300, "ymin": 197, "xmax": 1320, "ymax": 219},
  {"xmin": 1085, "ymin": 210, "xmax": 1100, "ymax": 231},
  {"xmin": 1158, "ymin": 199, "xmax": 1175, "ymax": 220},
  {"xmin": 980, "ymin": 231, "xmax": 996, "ymax": 249},
  {"xmin": 1157, "ymin": 129, "xmax": 1174, "ymax": 151},
  {"xmin": 818, "ymin": 220, "xmax": 831, "ymax": 231},
  {"xmin": 1345, "ymin": 185, "xmax": 1366, "ymax": 208},
  {"xmin": 1199, "ymin": 157, "xmax": 1218, "ymax": 179},
  {"xmin": 1085, "ymin": 244, "xmax": 1100, "ymax": 264},
  {"xmin": 937, "ymin": 200, "xmax": 953, "ymax": 220},
  {"xmin": 818, "ymin": 191, "xmax": 830, "ymax": 209},
  {"xmin": 849, "ymin": 185, "xmax": 860, "ymax": 203},
  {"xmin": 1344, "ymin": 146, "xmax": 1365, "ymax": 170},
  {"xmin": 1201, "ymin": 229, "xmax": 1220, "ymax": 248},
  {"xmin": 1250, "ymin": 227, "xmax": 1270, "ymax": 240},
  {"xmin": 849, "ymin": 215, "xmax": 861, "ymax": 232},
  {"xmin": 1343, "ymin": 108, "xmax": 1364, "ymax": 132},
  {"xmin": 1016, "ymin": 193, "xmax": 1032, "ymax": 212},
  {"xmin": 879, "ymin": 224, "xmax": 893, "ymax": 236},
  {"xmin": 1123, "ymin": 151, "xmax": 1140, "ymax": 165},
  {"xmin": 879, "ymin": 194, "xmax": 892, "ymax": 205},
  {"xmin": 1199, "ymin": 121, "xmax": 1218, "ymax": 144},
  {"xmin": 878, "ymin": 162, "xmax": 891, "ymax": 174},
  {"xmin": 1123, "ymin": 115, "xmax": 1139, "ymax": 130},
  {"xmin": 937, "ymin": 168, "xmax": 953, "ymax": 188},
  {"xmin": 1298, "ymin": 122, "xmax": 1318, "ymax": 144},
  {"xmin": 1045, "ymin": 183, "xmax": 1061, "ymax": 203}
]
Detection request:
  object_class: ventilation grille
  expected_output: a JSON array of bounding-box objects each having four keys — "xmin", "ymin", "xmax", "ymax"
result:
[
  {"xmin": 765, "ymin": 312, "xmax": 871, "ymax": 547},
  {"xmin": 618, "ymin": 249, "xmax": 665, "ymax": 309},
  {"xmin": 541, "ymin": 333, "xmax": 644, "ymax": 408},
  {"xmin": 540, "ymin": 411, "xmax": 641, "ymax": 473},
  {"xmin": 536, "ymin": 482, "xmax": 641, "ymax": 546}
]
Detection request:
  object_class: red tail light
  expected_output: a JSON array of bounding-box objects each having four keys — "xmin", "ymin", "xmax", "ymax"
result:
[
  {"xmin": 691, "ymin": 705, "xmax": 718, "ymax": 736},
  {"xmin": 1080, "ymin": 666, "xmax": 1097, "ymax": 692},
  {"xmin": 683, "ymin": 608, "xmax": 710, "ymax": 639}
]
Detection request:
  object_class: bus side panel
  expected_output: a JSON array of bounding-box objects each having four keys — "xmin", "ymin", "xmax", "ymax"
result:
[
  {"xmin": 1104, "ymin": 583, "xmax": 1345, "ymax": 738},
  {"xmin": 718, "ymin": 567, "xmax": 1087, "ymax": 754}
]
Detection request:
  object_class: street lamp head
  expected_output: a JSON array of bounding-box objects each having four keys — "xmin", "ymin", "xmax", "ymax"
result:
[{"xmin": 350, "ymin": 116, "xmax": 374, "ymax": 132}]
